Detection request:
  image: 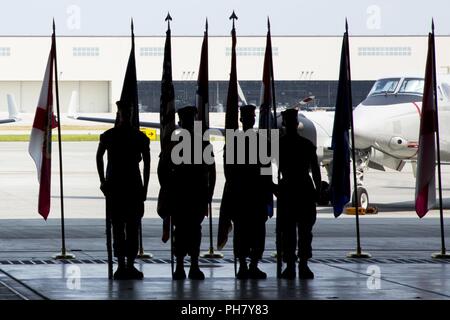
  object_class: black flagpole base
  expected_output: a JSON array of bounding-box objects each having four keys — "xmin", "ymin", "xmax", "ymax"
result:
[
  {"xmin": 200, "ymin": 248, "xmax": 224, "ymax": 259},
  {"xmin": 53, "ymin": 251, "xmax": 76, "ymax": 260},
  {"xmin": 347, "ymin": 251, "xmax": 372, "ymax": 258},
  {"xmin": 432, "ymin": 252, "xmax": 450, "ymax": 259}
]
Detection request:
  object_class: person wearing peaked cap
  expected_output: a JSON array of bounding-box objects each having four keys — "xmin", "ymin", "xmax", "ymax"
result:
[
  {"xmin": 168, "ymin": 105, "xmax": 216, "ymax": 280},
  {"xmin": 176, "ymin": 105, "xmax": 197, "ymax": 133},
  {"xmin": 280, "ymin": 106, "xmax": 299, "ymax": 120},
  {"xmin": 239, "ymin": 104, "xmax": 256, "ymax": 115},
  {"xmin": 96, "ymin": 100, "xmax": 150, "ymax": 280},
  {"xmin": 221, "ymin": 104, "xmax": 269, "ymax": 280},
  {"xmin": 177, "ymin": 105, "xmax": 197, "ymax": 118},
  {"xmin": 277, "ymin": 105, "xmax": 321, "ymax": 280}
]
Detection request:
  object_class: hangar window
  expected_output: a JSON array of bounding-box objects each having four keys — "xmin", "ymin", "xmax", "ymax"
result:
[
  {"xmin": 0, "ymin": 47, "xmax": 11, "ymax": 56},
  {"xmin": 73, "ymin": 47, "xmax": 99, "ymax": 56},
  {"xmin": 358, "ymin": 46, "xmax": 411, "ymax": 56},
  {"xmin": 225, "ymin": 47, "xmax": 278, "ymax": 56},
  {"xmin": 140, "ymin": 47, "xmax": 164, "ymax": 56}
]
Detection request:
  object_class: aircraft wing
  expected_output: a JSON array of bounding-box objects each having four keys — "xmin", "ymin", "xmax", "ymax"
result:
[
  {"xmin": 68, "ymin": 113, "xmax": 226, "ymax": 135},
  {"xmin": 71, "ymin": 114, "xmax": 161, "ymax": 129}
]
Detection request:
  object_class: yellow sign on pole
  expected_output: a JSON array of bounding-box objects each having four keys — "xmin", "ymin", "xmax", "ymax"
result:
[{"xmin": 140, "ymin": 128, "xmax": 157, "ymax": 141}]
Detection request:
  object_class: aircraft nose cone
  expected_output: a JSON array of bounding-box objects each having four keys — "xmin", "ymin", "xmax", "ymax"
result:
[{"xmin": 352, "ymin": 106, "xmax": 377, "ymax": 149}]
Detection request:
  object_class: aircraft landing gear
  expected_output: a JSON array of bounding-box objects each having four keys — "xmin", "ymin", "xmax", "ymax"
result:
[
  {"xmin": 351, "ymin": 150, "xmax": 378, "ymax": 214},
  {"xmin": 352, "ymin": 186, "xmax": 369, "ymax": 210}
]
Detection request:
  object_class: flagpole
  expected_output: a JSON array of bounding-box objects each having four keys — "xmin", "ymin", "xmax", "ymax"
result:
[
  {"xmin": 430, "ymin": 20, "xmax": 450, "ymax": 259},
  {"xmin": 52, "ymin": 20, "xmax": 74, "ymax": 260},
  {"xmin": 201, "ymin": 18, "xmax": 223, "ymax": 259},
  {"xmin": 132, "ymin": 18, "xmax": 153, "ymax": 260},
  {"xmin": 266, "ymin": 17, "xmax": 283, "ymax": 278},
  {"xmin": 345, "ymin": 19, "xmax": 370, "ymax": 259}
]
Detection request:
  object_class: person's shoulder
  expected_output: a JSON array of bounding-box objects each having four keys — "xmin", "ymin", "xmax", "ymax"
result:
[
  {"xmin": 100, "ymin": 128, "xmax": 115, "ymax": 141},
  {"xmin": 102, "ymin": 128, "xmax": 115, "ymax": 135},
  {"xmin": 299, "ymin": 135, "xmax": 316, "ymax": 150},
  {"xmin": 136, "ymin": 129, "xmax": 149, "ymax": 139}
]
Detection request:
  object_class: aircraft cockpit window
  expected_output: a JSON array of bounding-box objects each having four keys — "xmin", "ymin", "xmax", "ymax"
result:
[
  {"xmin": 368, "ymin": 78, "xmax": 400, "ymax": 96},
  {"xmin": 398, "ymin": 78, "xmax": 424, "ymax": 94}
]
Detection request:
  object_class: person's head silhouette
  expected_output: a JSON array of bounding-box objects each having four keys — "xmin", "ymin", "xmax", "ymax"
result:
[
  {"xmin": 239, "ymin": 104, "xmax": 256, "ymax": 131},
  {"xmin": 177, "ymin": 105, "xmax": 197, "ymax": 132},
  {"xmin": 281, "ymin": 107, "xmax": 299, "ymax": 134},
  {"xmin": 116, "ymin": 100, "xmax": 132, "ymax": 127}
]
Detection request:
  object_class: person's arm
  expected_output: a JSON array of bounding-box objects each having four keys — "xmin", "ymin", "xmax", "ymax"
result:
[
  {"xmin": 96, "ymin": 138, "xmax": 107, "ymax": 196},
  {"xmin": 310, "ymin": 146, "xmax": 322, "ymax": 198},
  {"xmin": 142, "ymin": 137, "xmax": 151, "ymax": 201}
]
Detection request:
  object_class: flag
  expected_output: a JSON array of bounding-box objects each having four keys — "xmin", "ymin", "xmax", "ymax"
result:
[
  {"xmin": 218, "ymin": 17, "xmax": 239, "ymax": 250},
  {"xmin": 196, "ymin": 20, "xmax": 209, "ymax": 133},
  {"xmin": 160, "ymin": 17, "xmax": 176, "ymax": 151},
  {"xmin": 117, "ymin": 20, "xmax": 139, "ymax": 128},
  {"xmin": 330, "ymin": 26, "xmax": 352, "ymax": 217},
  {"xmin": 259, "ymin": 18, "xmax": 275, "ymax": 218},
  {"xmin": 29, "ymin": 31, "xmax": 58, "ymax": 220},
  {"xmin": 415, "ymin": 31, "xmax": 437, "ymax": 218},
  {"xmin": 158, "ymin": 15, "xmax": 176, "ymax": 242},
  {"xmin": 259, "ymin": 18, "xmax": 274, "ymax": 130},
  {"xmin": 224, "ymin": 22, "xmax": 239, "ymax": 130}
]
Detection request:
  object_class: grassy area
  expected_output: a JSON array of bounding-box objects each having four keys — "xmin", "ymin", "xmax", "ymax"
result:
[
  {"xmin": 0, "ymin": 125, "xmax": 113, "ymax": 131},
  {"xmin": 0, "ymin": 134, "xmax": 100, "ymax": 142},
  {"xmin": 0, "ymin": 133, "xmax": 225, "ymax": 142}
]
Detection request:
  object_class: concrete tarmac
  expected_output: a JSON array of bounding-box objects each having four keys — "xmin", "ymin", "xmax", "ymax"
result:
[{"xmin": 1, "ymin": 141, "xmax": 450, "ymax": 300}]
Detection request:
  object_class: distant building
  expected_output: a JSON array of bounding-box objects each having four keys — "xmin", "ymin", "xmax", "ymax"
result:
[{"xmin": 0, "ymin": 35, "xmax": 449, "ymax": 113}]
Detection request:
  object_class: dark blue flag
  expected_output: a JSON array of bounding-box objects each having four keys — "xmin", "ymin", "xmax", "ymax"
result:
[
  {"xmin": 117, "ymin": 20, "xmax": 139, "ymax": 128},
  {"xmin": 330, "ymin": 28, "xmax": 352, "ymax": 217}
]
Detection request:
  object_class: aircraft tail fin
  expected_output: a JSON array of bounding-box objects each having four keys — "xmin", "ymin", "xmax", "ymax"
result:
[
  {"xmin": 67, "ymin": 90, "xmax": 79, "ymax": 119},
  {"xmin": 6, "ymin": 94, "xmax": 19, "ymax": 120}
]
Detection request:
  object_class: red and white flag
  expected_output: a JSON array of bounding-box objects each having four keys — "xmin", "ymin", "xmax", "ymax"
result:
[
  {"xmin": 28, "ymin": 34, "xmax": 57, "ymax": 220},
  {"xmin": 415, "ymin": 32, "xmax": 437, "ymax": 218}
]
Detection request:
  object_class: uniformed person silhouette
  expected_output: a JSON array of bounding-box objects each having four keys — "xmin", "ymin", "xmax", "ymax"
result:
[
  {"xmin": 225, "ymin": 104, "xmax": 268, "ymax": 279},
  {"xmin": 278, "ymin": 107, "xmax": 321, "ymax": 279},
  {"xmin": 168, "ymin": 105, "xmax": 216, "ymax": 280},
  {"xmin": 96, "ymin": 101, "xmax": 150, "ymax": 280}
]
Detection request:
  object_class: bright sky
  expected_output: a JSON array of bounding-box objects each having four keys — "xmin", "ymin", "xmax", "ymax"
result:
[{"xmin": 0, "ymin": 0, "xmax": 448, "ymax": 36}]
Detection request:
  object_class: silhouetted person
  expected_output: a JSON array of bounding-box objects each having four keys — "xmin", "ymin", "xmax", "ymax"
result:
[
  {"xmin": 96, "ymin": 101, "xmax": 150, "ymax": 280},
  {"xmin": 278, "ymin": 107, "xmax": 321, "ymax": 279},
  {"xmin": 163, "ymin": 105, "xmax": 215, "ymax": 280},
  {"xmin": 225, "ymin": 105, "xmax": 269, "ymax": 279}
]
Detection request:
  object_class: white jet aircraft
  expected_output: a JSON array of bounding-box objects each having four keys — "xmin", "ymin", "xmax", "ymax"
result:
[
  {"xmin": 348, "ymin": 76, "xmax": 450, "ymax": 208},
  {"xmin": 283, "ymin": 76, "xmax": 450, "ymax": 210}
]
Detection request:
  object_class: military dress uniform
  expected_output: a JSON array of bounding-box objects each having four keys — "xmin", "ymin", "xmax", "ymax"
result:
[
  {"xmin": 221, "ymin": 105, "xmax": 271, "ymax": 279},
  {"xmin": 278, "ymin": 108, "xmax": 321, "ymax": 279},
  {"xmin": 100, "ymin": 126, "xmax": 149, "ymax": 266},
  {"xmin": 158, "ymin": 106, "xmax": 215, "ymax": 280}
]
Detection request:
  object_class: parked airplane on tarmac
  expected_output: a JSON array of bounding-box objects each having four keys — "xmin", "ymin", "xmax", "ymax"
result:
[
  {"xmin": 298, "ymin": 76, "xmax": 450, "ymax": 209},
  {"xmin": 67, "ymin": 76, "xmax": 450, "ymax": 210},
  {"xmin": 0, "ymin": 94, "xmax": 20, "ymax": 124},
  {"xmin": 350, "ymin": 76, "xmax": 450, "ymax": 208}
]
